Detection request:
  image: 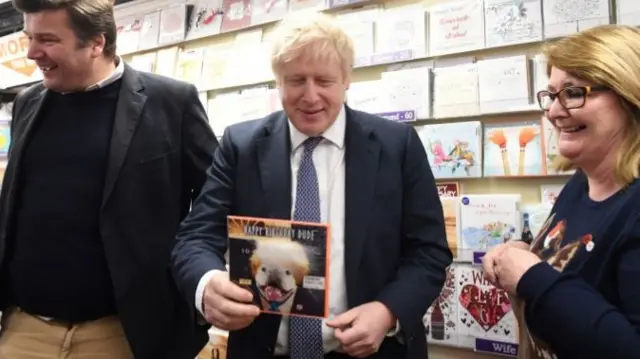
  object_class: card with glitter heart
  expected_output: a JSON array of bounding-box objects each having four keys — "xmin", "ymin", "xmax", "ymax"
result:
[{"xmin": 454, "ymin": 264, "xmax": 518, "ymax": 347}]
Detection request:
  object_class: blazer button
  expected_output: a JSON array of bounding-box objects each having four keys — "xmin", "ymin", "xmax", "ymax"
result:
[{"xmin": 266, "ymin": 345, "xmax": 273, "ymax": 353}]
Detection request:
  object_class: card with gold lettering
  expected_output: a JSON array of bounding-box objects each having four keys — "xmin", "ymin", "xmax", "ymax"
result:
[{"xmin": 227, "ymin": 215, "xmax": 330, "ymax": 318}]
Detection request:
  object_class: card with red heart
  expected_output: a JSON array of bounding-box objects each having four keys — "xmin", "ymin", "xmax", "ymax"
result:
[{"xmin": 454, "ymin": 264, "xmax": 518, "ymax": 347}]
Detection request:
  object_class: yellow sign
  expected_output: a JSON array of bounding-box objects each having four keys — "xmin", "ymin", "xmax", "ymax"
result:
[{"xmin": 0, "ymin": 31, "xmax": 42, "ymax": 89}]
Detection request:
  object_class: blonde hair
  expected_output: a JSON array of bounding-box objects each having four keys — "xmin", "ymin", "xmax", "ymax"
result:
[
  {"xmin": 269, "ymin": 12, "xmax": 354, "ymax": 81},
  {"xmin": 543, "ymin": 24, "xmax": 640, "ymax": 184}
]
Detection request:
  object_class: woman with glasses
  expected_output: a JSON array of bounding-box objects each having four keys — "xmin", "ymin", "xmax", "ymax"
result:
[{"xmin": 482, "ymin": 25, "xmax": 640, "ymax": 359}]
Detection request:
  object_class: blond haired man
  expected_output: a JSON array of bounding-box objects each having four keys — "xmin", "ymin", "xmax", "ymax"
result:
[
  {"xmin": 0, "ymin": 0, "xmax": 216, "ymax": 358},
  {"xmin": 172, "ymin": 12, "xmax": 451, "ymax": 359}
]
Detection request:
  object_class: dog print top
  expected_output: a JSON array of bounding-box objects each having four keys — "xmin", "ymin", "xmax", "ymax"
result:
[{"xmin": 515, "ymin": 173, "xmax": 638, "ymax": 359}]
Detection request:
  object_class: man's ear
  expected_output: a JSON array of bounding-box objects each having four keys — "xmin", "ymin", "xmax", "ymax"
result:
[{"xmin": 89, "ymin": 33, "xmax": 106, "ymax": 58}]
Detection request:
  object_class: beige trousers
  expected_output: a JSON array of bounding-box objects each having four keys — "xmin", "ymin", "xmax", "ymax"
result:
[{"xmin": 0, "ymin": 308, "xmax": 134, "ymax": 359}]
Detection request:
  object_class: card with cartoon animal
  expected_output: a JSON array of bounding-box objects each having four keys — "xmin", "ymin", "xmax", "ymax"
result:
[
  {"xmin": 483, "ymin": 120, "xmax": 544, "ymax": 177},
  {"xmin": 227, "ymin": 216, "xmax": 330, "ymax": 318},
  {"xmin": 455, "ymin": 264, "xmax": 519, "ymax": 349},
  {"xmin": 416, "ymin": 121, "xmax": 483, "ymax": 179},
  {"xmin": 423, "ymin": 265, "xmax": 460, "ymax": 347},
  {"xmin": 458, "ymin": 194, "xmax": 521, "ymax": 263},
  {"xmin": 515, "ymin": 214, "xmax": 594, "ymax": 358}
]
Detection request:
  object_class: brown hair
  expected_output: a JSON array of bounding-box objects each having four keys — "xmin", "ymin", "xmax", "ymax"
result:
[
  {"xmin": 12, "ymin": 0, "xmax": 117, "ymax": 58},
  {"xmin": 543, "ymin": 25, "xmax": 640, "ymax": 184}
]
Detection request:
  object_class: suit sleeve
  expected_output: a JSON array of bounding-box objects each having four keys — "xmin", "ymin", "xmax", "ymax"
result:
[
  {"xmin": 376, "ymin": 126, "xmax": 453, "ymax": 336},
  {"xmin": 172, "ymin": 126, "xmax": 235, "ymax": 310},
  {"xmin": 517, "ymin": 218, "xmax": 640, "ymax": 357},
  {"xmin": 181, "ymin": 84, "xmax": 218, "ymax": 202}
]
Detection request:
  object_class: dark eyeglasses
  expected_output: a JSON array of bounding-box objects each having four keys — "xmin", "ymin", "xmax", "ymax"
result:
[{"xmin": 536, "ymin": 85, "xmax": 608, "ymax": 111}]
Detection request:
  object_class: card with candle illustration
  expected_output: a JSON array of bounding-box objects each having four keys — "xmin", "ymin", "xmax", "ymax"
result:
[
  {"xmin": 458, "ymin": 194, "xmax": 521, "ymax": 263},
  {"xmin": 424, "ymin": 265, "xmax": 460, "ymax": 346},
  {"xmin": 455, "ymin": 264, "xmax": 519, "ymax": 348},
  {"xmin": 483, "ymin": 120, "xmax": 544, "ymax": 177},
  {"xmin": 416, "ymin": 121, "xmax": 483, "ymax": 179},
  {"xmin": 541, "ymin": 116, "xmax": 576, "ymax": 176}
]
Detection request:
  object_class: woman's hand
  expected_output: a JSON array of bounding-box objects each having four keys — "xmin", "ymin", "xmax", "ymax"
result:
[
  {"xmin": 482, "ymin": 240, "xmax": 531, "ymax": 286},
  {"xmin": 493, "ymin": 247, "xmax": 542, "ymax": 295}
]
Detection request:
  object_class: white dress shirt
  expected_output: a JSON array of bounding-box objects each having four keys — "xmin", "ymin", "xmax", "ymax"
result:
[
  {"xmin": 273, "ymin": 106, "xmax": 348, "ymax": 355},
  {"xmin": 195, "ymin": 106, "xmax": 400, "ymax": 354}
]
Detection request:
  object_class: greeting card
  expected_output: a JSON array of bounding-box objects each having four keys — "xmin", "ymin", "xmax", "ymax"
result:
[
  {"xmin": 483, "ymin": 0, "xmax": 543, "ymax": 48},
  {"xmin": 455, "ymin": 264, "xmax": 519, "ymax": 348},
  {"xmin": 376, "ymin": 5, "xmax": 428, "ymax": 57},
  {"xmin": 251, "ymin": 0, "xmax": 288, "ymax": 25},
  {"xmin": 416, "ymin": 121, "xmax": 483, "ymax": 179},
  {"xmin": 187, "ymin": 0, "xmax": 224, "ymax": 40},
  {"xmin": 221, "ymin": 0, "xmax": 252, "ymax": 32},
  {"xmin": 483, "ymin": 120, "xmax": 544, "ymax": 177},
  {"xmin": 158, "ymin": 4, "xmax": 189, "ymax": 45},
  {"xmin": 542, "ymin": 0, "xmax": 611, "ymax": 39},
  {"xmin": 476, "ymin": 55, "xmax": 531, "ymax": 114},
  {"xmin": 137, "ymin": 11, "xmax": 161, "ymax": 50},
  {"xmin": 458, "ymin": 194, "xmax": 521, "ymax": 263},
  {"xmin": 380, "ymin": 66, "xmax": 432, "ymax": 119},
  {"xmin": 432, "ymin": 63, "xmax": 480, "ymax": 118},
  {"xmin": 424, "ymin": 266, "xmax": 459, "ymax": 346},
  {"xmin": 428, "ymin": 0, "xmax": 485, "ymax": 56}
]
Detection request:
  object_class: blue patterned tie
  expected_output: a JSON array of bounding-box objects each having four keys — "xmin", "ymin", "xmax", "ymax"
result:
[{"xmin": 289, "ymin": 136, "xmax": 324, "ymax": 359}]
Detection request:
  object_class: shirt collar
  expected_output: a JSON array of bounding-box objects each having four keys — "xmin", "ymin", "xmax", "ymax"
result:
[
  {"xmin": 289, "ymin": 105, "xmax": 346, "ymax": 152},
  {"xmin": 84, "ymin": 56, "xmax": 125, "ymax": 91}
]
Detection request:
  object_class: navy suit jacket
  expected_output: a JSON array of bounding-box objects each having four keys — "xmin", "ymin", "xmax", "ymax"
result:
[{"xmin": 171, "ymin": 106, "xmax": 453, "ymax": 359}]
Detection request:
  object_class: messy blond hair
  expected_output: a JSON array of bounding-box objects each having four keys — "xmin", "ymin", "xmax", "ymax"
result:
[
  {"xmin": 269, "ymin": 12, "xmax": 354, "ymax": 82},
  {"xmin": 544, "ymin": 25, "xmax": 640, "ymax": 184}
]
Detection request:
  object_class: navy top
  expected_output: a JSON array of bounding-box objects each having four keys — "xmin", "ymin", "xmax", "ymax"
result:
[
  {"xmin": 8, "ymin": 79, "xmax": 121, "ymax": 322},
  {"xmin": 516, "ymin": 171, "xmax": 640, "ymax": 358}
]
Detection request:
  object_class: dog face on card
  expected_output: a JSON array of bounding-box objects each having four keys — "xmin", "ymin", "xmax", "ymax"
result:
[{"xmin": 249, "ymin": 240, "xmax": 310, "ymax": 314}]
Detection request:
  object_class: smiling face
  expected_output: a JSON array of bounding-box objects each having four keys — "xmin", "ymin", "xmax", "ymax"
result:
[
  {"xmin": 277, "ymin": 55, "xmax": 349, "ymax": 136},
  {"xmin": 24, "ymin": 9, "xmax": 104, "ymax": 92},
  {"xmin": 545, "ymin": 67, "xmax": 628, "ymax": 167},
  {"xmin": 250, "ymin": 240, "xmax": 310, "ymax": 304}
]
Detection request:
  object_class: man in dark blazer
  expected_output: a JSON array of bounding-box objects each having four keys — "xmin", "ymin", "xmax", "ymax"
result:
[
  {"xmin": 171, "ymin": 12, "xmax": 452, "ymax": 359},
  {"xmin": 0, "ymin": 0, "xmax": 215, "ymax": 358}
]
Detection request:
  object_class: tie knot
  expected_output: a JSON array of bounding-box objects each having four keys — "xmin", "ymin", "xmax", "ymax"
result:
[{"xmin": 303, "ymin": 136, "xmax": 323, "ymax": 152}]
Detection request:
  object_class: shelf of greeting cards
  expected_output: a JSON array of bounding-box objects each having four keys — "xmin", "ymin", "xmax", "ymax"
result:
[
  {"xmin": 116, "ymin": 0, "xmax": 384, "ymax": 58},
  {"xmin": 191, "ymin": 40, "xmax": 542, "ymax": 94}
]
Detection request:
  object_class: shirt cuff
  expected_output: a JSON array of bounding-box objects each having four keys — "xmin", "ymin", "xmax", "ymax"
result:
[
  {"xmin": 386, "ymin": 320, "xmax": 401, "ymax": 337},
  {"xmin": 195, "ymin": 269, "xmax": 223, "ymax": 315}
]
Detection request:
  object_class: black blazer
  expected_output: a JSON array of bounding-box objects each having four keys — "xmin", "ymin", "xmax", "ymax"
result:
[
  {"xmin": 171, "ymin": 107, "xmax": 453, "ymax": 359},
  {"xmin": 0, "ymin": 65, "xmax": 216, "ymax": 359}
]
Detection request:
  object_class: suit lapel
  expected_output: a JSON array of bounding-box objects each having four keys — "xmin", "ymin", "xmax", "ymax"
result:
[
  {"xmin": 344, "ymin": 108, "xmax": 380, "ymax": 299},
  {"xmin": 256, "ymin": 113, "xmax": 292, "ymax": 220},
  {"xmin": 9, "ymin": 87, "xmax": 49, "ymax": 161},
  {"xmin": 101, "ymin": 65, "xmax": 147, "ymax": 207}
]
